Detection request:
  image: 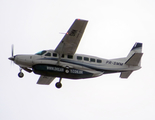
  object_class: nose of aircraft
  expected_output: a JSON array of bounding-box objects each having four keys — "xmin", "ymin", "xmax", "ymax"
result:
[{"xmin": 8, "ymin": 56, "xmax": 15, "ymax": 61}]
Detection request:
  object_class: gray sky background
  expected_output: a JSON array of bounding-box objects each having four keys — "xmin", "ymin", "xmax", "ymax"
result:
[{"xmin": 1, "ymin": 0, "xmax": 155, "ymax": 120}]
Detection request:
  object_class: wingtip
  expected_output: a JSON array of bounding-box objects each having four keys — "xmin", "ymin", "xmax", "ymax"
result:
[{"xmin": 76, "ymin": 18, "xmax": 88, "ymax": 22}]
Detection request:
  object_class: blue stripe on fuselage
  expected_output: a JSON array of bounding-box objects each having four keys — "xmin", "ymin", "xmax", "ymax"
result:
[{"xmin": 38, "ymin": 57, "xmax": 105, "ymax": 72}]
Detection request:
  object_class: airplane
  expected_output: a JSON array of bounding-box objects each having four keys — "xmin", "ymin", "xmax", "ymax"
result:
[{"xmin": 8, "ymin": 19, "xmax": 143, "ymax": 89}]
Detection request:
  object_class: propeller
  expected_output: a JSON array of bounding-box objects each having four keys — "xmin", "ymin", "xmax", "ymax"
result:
[
  {"xmin": 8, "ymin": 45, "xmax": 15, "ymax": 61},
  {"xmin": 12, "ymin": 44, "xmax": 14, "ymax": 57}
]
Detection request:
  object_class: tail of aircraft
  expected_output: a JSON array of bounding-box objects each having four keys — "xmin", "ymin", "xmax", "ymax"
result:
[{"xmin": 120, "ymin": 42, "xmax": 143, "ymax": 78}]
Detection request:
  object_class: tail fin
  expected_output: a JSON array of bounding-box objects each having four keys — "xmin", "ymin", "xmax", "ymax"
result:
[
  {"xmin": 120, "ymin": 42, "xmax": 143, "ymax": 78},
  {"xmin": 126, "ymin": 42, "xmax": 143, "ymax": 66}
]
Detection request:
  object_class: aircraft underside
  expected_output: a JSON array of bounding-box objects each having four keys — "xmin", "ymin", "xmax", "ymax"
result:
[{"xmin": 32, "ymin": 64, "xmax": 95, "ymax": 79}]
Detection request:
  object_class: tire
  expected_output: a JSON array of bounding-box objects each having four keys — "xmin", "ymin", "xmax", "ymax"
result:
[
  {"xmin": 18, "ymin": 72, "xmax": 24, "ymax": 78},
  {"xmin": 55, "ymin": 82, "xmax": 62, "ymax": 88}
]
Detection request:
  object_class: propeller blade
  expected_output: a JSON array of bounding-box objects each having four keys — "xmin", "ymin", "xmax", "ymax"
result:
[
  {"xmin": 9, "ymin": 45, "xmax": 15, "ymax": 65},
  {"xmin": 12, "ymin": 44, "xmax": 14, "ymax": 57}
]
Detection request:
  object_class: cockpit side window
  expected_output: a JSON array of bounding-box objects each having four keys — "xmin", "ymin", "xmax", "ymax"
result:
[
  {"xmin": 45, "ymin": 53, "xmax": 51, "ymax": 56},
  {"xmin": 35, "ymin": 50, "xmax": 47, "ymax": 55}
]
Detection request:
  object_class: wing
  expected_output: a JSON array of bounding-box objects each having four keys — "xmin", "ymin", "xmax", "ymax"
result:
[
  {"xmin": 37, "ymin": 75, "xmax": 55, "ymax": 85},
  {"xmin": 55, "ymin": 19, "xmax": 88, "ymax": 55}
]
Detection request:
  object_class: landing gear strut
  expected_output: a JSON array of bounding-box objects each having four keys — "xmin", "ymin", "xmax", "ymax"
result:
[
  {"xmin": 55, "ymin": 78, "xmax": 62, "ymax": 88},
  {"xmin": 18, "ymin": 68, "xmax": 24, "ymax": 78}
]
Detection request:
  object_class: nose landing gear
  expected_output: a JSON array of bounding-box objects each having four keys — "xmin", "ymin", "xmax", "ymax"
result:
[
  {"xmin": 18, "ymin": 68, "xmax": 24, "ymax": 78},
  {"xmin": 18, "ymin": 72, "xmax": 24, "ymax": 78}
]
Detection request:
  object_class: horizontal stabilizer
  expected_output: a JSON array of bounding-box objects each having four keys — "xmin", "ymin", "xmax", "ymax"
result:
[
  {"xmin": 120, "ymin": 71, "xmax": 133, "ymax": 78},
  {"xmin": 125, "ymin": 53, "xmax": 143, "ymax": 66},
  {"xmin": 37, "ymin": 76, "xmax": 55, "ymax": 85}
]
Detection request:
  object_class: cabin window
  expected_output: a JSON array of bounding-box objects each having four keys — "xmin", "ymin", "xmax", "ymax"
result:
[
  {"xmin": 53, "ymin": 53, "xmax": 57, "ymax": 57},
  {"xmin": 61, "ymin": 54, "xmax": 64, "ymax": 58},
  {"xmin": 77, "ymin": 56, "xmax": 82, "ymax": 60},
  {"xmin": 90, "ymin": 58, "xmax": 95, "ymax": 62},
  {"xmin": 84, "ymin": 57, "xmax": 89, "ymax": 61},
  {"xmin": 45, "ymin": 53, "xmax": 51, "ymax": 56},
  {"xmin": 68, "ymin": 55, "xmax": 73, "ymax": 59},
  {"xmin": 97, "ymin": 59, "xmax": 102, "ymax": 63}
]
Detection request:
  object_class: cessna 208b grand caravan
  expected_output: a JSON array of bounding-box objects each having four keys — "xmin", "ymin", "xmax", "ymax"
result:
[{"xmin": 9, "ymin": 19, "xmax": 143, "ymax": 88}]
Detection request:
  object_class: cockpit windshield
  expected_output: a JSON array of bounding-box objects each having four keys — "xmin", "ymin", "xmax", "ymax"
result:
[{"xmin": 35, "ymin": 50, "xmax": 47, "ymax": 55}]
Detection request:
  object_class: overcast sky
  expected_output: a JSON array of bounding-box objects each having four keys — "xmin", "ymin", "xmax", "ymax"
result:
[{"xmin": 1, "ymin": 0, "xmax": 155, "ymax": 120}]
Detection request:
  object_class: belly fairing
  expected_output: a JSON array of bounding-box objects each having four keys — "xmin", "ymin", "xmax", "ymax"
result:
[{"xmin": 32, "ymin": 64, "xmax": 93, "ymax": 79}]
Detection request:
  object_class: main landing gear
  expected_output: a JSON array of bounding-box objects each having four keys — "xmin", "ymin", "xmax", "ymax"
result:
[
  {"xmin": 55, "ymin": 78, "xmax": 62, "ymax": 89},
  {"xmin": 18, "ymin": 68, "xmax": 24, "ymax": 78},
  {"xmin": 55, "ymin": 66, "xmax": 70, "ymax": 89}
]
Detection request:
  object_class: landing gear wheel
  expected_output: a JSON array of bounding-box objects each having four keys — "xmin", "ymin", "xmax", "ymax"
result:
[
  {"xmin": 55, "ymin": 78, "xmax": 62, "ymax": 89},
  {"xmin": 65, "ymin": 66, "xmax": 70, "ymax": 74},
  {"xmin": 55, "ymin": 82, "xmax": 62, "ymax": 88},
  {"xmin": 18, "ymin": 72, "xmax": 24, "ymax": 78}
]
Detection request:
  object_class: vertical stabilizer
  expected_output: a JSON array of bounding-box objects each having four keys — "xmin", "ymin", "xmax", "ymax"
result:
[
  {"xmin": 126, "ymin": 42, "xmax": 143, "ymax": 66},
  {"xmin": 120, "ymin": 42, "xmax": 143, "ymax": 78}
]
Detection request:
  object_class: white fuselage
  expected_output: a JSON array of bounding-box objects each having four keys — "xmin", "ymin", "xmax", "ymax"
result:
[{"xmin": 13, "ymin": 49, "xmax": 141, "ymax": 79}]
